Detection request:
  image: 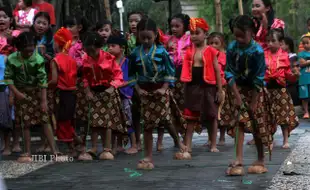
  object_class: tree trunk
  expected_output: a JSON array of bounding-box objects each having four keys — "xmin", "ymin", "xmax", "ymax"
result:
[
  {"xmin": 65, "ymin": 0, "xmax": 70, "ymax": 17},
  {"xmin": 104, "ymin": 0, "xmax": 112, "ymax": 20},
  {"xmin": 214, "ymin": 0, "xmax": 223, "ymax": 33},
  {"xmin": 238, "ymin": 0, "xmax": 243, "ymax": 15}
]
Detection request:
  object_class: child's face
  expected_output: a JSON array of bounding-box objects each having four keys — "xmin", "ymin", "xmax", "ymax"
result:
[
  {"xmin": 302, "ymin": 37, "xmax": 310, "ymax": 51},
  {"xmin": 66, "ymin": 24, "xmax": 81, "ymax": 37},
  {"xmin": 0, "ymin": 11, "xmax": 11, "ymax": 31},
  {"xmin": 280, "ymin": 42, "xmax": 289, "ymax": 52},
  {"xmin": 252, "ymin": 0, "xmax": 270, "ymax": 19},
  {"xmin": 190, "ymin": 28, "xmax": 207, "ymax": 46},
  {"xmin": 267, "ymin": 34, "xmax": 281, "ymax": 52},
  {"xmin": 84, "ymin": 46, "xmax": 100, "ymax": 59},
  {"xmin": 307, "ymin": 21, "xmax": 310, "ymax": 32},
  {"xmin": 170, "ymin": 18, "xmax": 184, "ymax": 38},
  {"xmin": 21, "ymin": 44, "xmax": 35, "ymax": 58},
  {"xmin": 129, "ymin": 14, "xmax": 141, "ymax": 34},
  {"xmin": 233, "ymin": 28, "xmax": 252, "ymax": 48},
  {"xmin": 97, "ymin": 24, "xmax": 112, "ymax": 43},
  {"xmin": 17, "ymin": 0, "xmax": 26, "ymax": 9},
  {"xmin": 108, "ymin": 44, "xmax": 122, "ymax": 57},
  {"xmin": 139, "ymin": 30, "xmax": 156, "ymax": 49},
  {"xmin": 208, "ymin": 36, "xmax": 222, "ymax": 51},
  {"xmin": 34, "ymin": 16, "xmax": 49, "ymax": 35}
]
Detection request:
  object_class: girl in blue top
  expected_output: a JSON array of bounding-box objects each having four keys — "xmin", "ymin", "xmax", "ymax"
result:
[
  {"xmin": 128, "ymin": 18, "xmax": 186, "ymax": 170},
  {"xmin": 298, "ymin": 33, "xmax": 310, "ymax": 119}
]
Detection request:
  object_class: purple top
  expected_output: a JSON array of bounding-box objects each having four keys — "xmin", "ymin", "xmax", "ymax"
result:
[{"xmin": 119, "ymin": 58, "xmax": 133, "ymax": 99}]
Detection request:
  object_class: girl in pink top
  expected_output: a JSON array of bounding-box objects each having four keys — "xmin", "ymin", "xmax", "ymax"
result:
[{"xmin": 14, "ymin": 0, "xmax": 38, "ymax": 31}]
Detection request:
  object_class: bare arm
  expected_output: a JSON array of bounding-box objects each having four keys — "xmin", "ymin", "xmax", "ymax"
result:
[
  {"xmin": 213, "ymin": 57, "xmax": 222, "ymax": 91},
  {"xmin": 48, "ymin": 60, "xmax": 58, "ymax": 87}
]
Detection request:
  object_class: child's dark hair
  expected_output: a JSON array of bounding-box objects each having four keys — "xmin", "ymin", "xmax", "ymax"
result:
[
  {"xmin": 137, "ymin": 18, "xmax": 160, "ymax": 44},
  {"xmin": 31, "ymin": 12, "xmax": 53, "ymax": 43},
  {"xmin": 82, "ymin": 31, "xmax": 104, "ymax": 48},
  {"xmin": 64, "ymin": 15, "xmax": 89, "ymax": 38},
  {"xmin": 12, "ymin": 31, "xmax": 35, "ymax": 51},
  {"xmin": 208, "ymin": 32, "xmax": 225, "ymax": 47},
  {"xmin": 127, "ymin": 11, "xmax": 145, "ymax": 21},
  {"xmin": 0, "ymin": 6, "xmax": 15, "ymax": 29},
  {"xmin": 283, "ymin": 36, "xmax": 295, "ymax": 53},
  {"xmin": 23, "ymin": 0, "xmax": 33, "ymax": 7},
  {"xmin": 108, "ymin": 30, "xmax": 128, "ymax": 55},
  {"xmin": 260, "ymin": 0, "xmax": 275, "ymax": 29},
  {"xmin": 93, "ymin": 20, "xmax": 112, "ymax": 31},
  {"xmin": 229, "ymin": 15, "xmax": 260, "ymax": 35},
  {"xmin": 267, "ymin": 28, "xmax": 284, "ymax": 41},
  {"xmin": 170, "ymin": 13, "xmax": 190, "ymax": 34}
]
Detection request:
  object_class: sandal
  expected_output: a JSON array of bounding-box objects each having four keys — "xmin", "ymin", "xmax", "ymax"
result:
[
  {"xmin": 226, "ymin": 163, "xmax": 245, "ymax": 176},
  {"xmin": 99, "ymin": 149, "xmax": 114, "ymax": 160},
  {"xmin": 137, "ymin": 158, "xmax": 154, "ymax": 170},
  {"xmin": 17, "ymin": 153, "xmax": 32, "ymax": 163},
  {"xmin": 174, "ymin": 146, "xmax": 191, "ymax": 160}
]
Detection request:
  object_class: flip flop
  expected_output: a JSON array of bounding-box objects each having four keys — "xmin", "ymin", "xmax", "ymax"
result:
[
  {"xmin": 226, "ymin": 163, "xmax": 245, "ymax": 176},
  {"xmin": 137, "ymin": 159, "xmax": 154, "ymax": 170}
]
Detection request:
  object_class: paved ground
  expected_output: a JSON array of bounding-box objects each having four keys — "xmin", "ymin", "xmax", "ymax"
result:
[{"xmin": 0, "ymin": 120, "xmax": 308, "ymax": 190}]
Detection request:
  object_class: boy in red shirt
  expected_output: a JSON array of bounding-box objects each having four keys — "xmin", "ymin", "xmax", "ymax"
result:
[{"xmin": 49, "ymin": 27, "xmax": 80, "ymax": 156}]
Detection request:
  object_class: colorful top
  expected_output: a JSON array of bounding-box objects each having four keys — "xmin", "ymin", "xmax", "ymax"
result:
[
  {"xmin": 32, "ymin": 2, "xmax": 56, "ymax": 25},
  {"xmin": 68, "ymin": 40, "xmax": 83, "ymax": 67},
  {"xmin": 5, "ymin": 52, "xmax": 47, "ymax": 88},
  {"xmin": 218, "ymin": 51, "xmax": 227, "ymax": 85},
  {"xmin": 165, "ymin": 33, "xmax": 191, "ymax": 68},
  {"xmin": 127, "ymin": 34, "xmax": 137, "ymax": 55},
  {"xmin": 53, "ymin": 53, "xmax": 77, "ymax": 91},
  {"xmin": 15, "ymin": 8, "xmax": 38, "ymax": 25},
  {"xmin": 119, "ymin": 57, "xmax": 133, "ymax": 98},
  {"xmin": 101, "ymin": 44, "xmax": 108, "ymax": 52},
  {"xmin": 82, "ymin": 50, "xmax": 124, "ymax": 88},
  {"xmin": 0, "ymin": 30, "xmax": 21, "ymax": 55},
  {"xmin": 0, "ymin": 55, "xmax": 6, "ymax": 91},
  {"xmin": 181, "ymin": 45, "xmax": 220, "ymax": 85},
  {"xmin": 128, "ymin": 44, "xmax": 176, "ymax": 86},
  {"xmin": 225, "ymin": 40, "xmax": 266, "ymax": 91},
  {"xmin": 256, "ymin": 18, "xmax": 285, "ymax": 50},
  {"xmin": 264, "ymin": 48, "xmax": 296, "ymax": 87},
  {"xmin": 298, "ymin": 51, "xmax": 310, "ymax": 85}
]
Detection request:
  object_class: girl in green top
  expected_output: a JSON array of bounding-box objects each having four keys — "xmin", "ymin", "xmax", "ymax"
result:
[{"xmin": 4, "ymin": 32, "xmax": 59, "ymax": 162}]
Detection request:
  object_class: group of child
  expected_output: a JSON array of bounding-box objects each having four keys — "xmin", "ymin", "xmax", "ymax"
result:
[{"xmin": 0, "ymin": 3, "xmax": 309, "ymax": 175}]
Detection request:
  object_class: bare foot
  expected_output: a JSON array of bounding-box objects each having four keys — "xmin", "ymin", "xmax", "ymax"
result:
[
  {"xmin": 156, "ymin": 143, "xmax": 163, "ymax": 152},
  {"xmin": 282, "ymin": 143, "xmax": 290, "ymax": 149},
  {"xmin": 2, "ymin": 148, "xmax": 12, "ymax": 156},
  {"xmin": 125, "ymin": 147, "xmax": 138, "ymax": 154},
  {"xmin": 218, "ymin": 140, "xmax": 225, "ymax": 146},
  {"xmin": 12, "ymin": 146, "xmax": 22, "ymax": 153},
  {"xmin": 210, "ymin": 147, "xmax": 220, "ymax": 153},
  {"xmin": 246, "ymin": 139, "xmax": 255, "ymax": 145},
  {"xmin": 251, "ymin": 160, "xmax": 265, "ymax": 166},
  {"xmin": 137, "ymin": 157, "xmax": 154, "ymax": 170},
  {"xmin": 303, "ymin": 113, "xmax": 309, "ymax": 119}
]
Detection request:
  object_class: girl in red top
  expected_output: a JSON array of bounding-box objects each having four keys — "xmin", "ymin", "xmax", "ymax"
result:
[
  {"xmin": 264, "ymin": 29, "xmax": 299, "ymax": 149},
  {"xmin": 79, "ymin": 32, "xmax": 127, "ymax": 161},
  {"xmin": 178, "ymin": 18, "xmax": 223, "ymax": 159},
  {"xmin": 208, "ymin": 32, "xmax": 227, "ymax": 146},
  {"xmin": 49, "ymin": 27, "xmax": 80, "ymax": 156}
]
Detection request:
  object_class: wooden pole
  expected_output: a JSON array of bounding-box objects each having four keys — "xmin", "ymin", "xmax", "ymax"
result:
[
  {"xmin": 104, "ymin": 0, "xmax": 112, "ymax": 21},
  {"xmin": 214, "ymin": 0, "xmax": 223, "ymax": 32},
  {"xmin": 238, "ymin": 0, "xmax": 244, "ymax": 15}
]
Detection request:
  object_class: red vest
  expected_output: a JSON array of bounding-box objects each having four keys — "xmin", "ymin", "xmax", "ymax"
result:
[
  {"xmin": 181, "ymin": 45, "xmax": 218, "ymax": 85},
  {"xmin": 54, "ymin": 53, "xmax": 77, "ymax": 90}
]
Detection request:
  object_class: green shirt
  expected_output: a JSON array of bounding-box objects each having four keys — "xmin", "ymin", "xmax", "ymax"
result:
[
  {"xmin": 5, "ymin": 52, "xmax": 48, "ymax": 88},
  {"xmin": 101, "ymin": 44, "xmax": 108, "ymax": 52},
  {"xmin": 127, "ymin": 34, "xmax": 136, "ymax": 55}
]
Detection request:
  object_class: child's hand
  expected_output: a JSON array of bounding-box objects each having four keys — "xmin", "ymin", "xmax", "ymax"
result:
[
  {"xmin": 38, "ymin": 45, "xmax": 46, "ymax": 55},
  {"xmin": 215, "ymin": 90, "xmax": 224, "ymax": 104},
  {"xmin": 138, "ymin": 88, "xmax": 148, "ymax": 96},
  {"xmin": 15, "ymin": 92, "xmax": 26, "ymax": 101},
  {"xmin": 86, "ymin": 91, "xmax": 94, "ymax": 101},
  {"xmin": 41, "ymin": 100, "xmax": 48, "ymax": 113},
  {"xmin": 154, "ymin": 88, "xmax": 166, "ymax": 95},
  {"xmin": 249, "ymin": 100, "xmax": 258, "ymax": 116},
  {"xmin": 105, "ymin": 86, "xmax": 115, "ymax": 94},
  {"xmin": 234, "ymin": 93, "xmax": 242, "ymax": 109},
  {"xmin": 292, "ymin": 66, "xmax": 300, "ymax": 76}
]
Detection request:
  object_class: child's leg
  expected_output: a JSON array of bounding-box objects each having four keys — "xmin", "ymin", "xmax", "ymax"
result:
[
  {"xmin": 90, "ymin": 128, "xmax": 99, "ymax": 153},
  {"xmin": 184, "ymin": 122, "xmax": 195, "ymax": 153},
  {"xmin": 125, "ymin": 129, "xmax": 138, "ymax": 154},
  {"xmin": 219, "ymin": 126, "xmax": 226, "ymax": 146},
  {"xmin": 166, "ymin": 124, "xmax": 187, "ymax": 151},
  {"xmin": 133, "ymin": 114, "xmax": 141, "ymax": 150},
  {"xmin": 209, "ymin": 119, "xmax": 219, "ymax": 152},
  {"xmin": 12, "ymin": 124, "xmax": 21, "ymax": 152},
  {"xmin": 23, "ymin": 126, "xmax": 31, "ymax": 155},
  {"xmin": 248, "ymin": 134, "xmax": 267, "ymax": 173},
  {"xmin": 43, "ymin": 124, "xmax": 58, "ymax": 154},
  {"xmin": 156, "ymin": 127, "xmax": 164, "ymax": 151},
  {"xmin": 302, "ymin": 100, "xmax": 309, "ymax": 118},
  {"xmin": 137, "ymin": 128, "xmax": 154, "ymax": 169},
  {"xmin": 281, "ymin": 125, "xmax": 290, "ymax": 149},
  {"xmin": 2, "ymin": 130, "xmax": 11, "ymax": 155},
  {"xmin": 117, "ymin": 134, "xmax": 125, "ymax": 152},
  {"xmin": 99, "ymin": 128, "xmax": 114, "ymax": 160}
]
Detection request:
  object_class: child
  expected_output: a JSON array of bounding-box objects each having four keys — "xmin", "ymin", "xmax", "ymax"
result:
[
  {"xmin": 208, "ymin": 32, "xmax": 227, "ymax": 146},
  {"xmin": 80, "ymin": 32, "xmax": 127, "ymax": 161},
  {"xmin": 14, "ymin": 0, "xmax": 38, "ymax": 31},
  {"xmin": 128, "ymin": 18, "xmax": 186, "ymax": 169},
  {"xmin": 4, "ymin": 32, "xmax": 58, "ymax": 163},
  {"xmin": 0, "ymin": 55, "xmax": 13, "ymax": 156},
  {"xmin": 107, "ymin": 32, "xmax": 138, "ymax": 155},
  {"xmin": 94, "ymin": 20, "xmax": 112, "ymax": 52},
  {"xmin": 264, "ymin": 29, "xmax": 299, "ymax": 149},
  {"xmin": 225, "ymin": 15, "xmax": 273, "ymax": 176},
  {"xmin": 49, "ymin": 27, "xmax": 80, "ymax": 156},
  {"xmin": 180, "ymin": 18, "xmax": 223, "ymax": 156},
  {"xmin": 298, "ymin": 18, "xmax": 310, "ymax": 52},
  {"xmin": 64, "ymin": 15, "xmax": 88, "ymax": 150},
  {"xmin": 298, "ymin": 33, "xmax": 310, "ymax": 119},
  {"xmin": 127, "ymin": 11, "xmax": 145, "ymax": 54}
]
